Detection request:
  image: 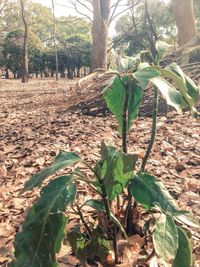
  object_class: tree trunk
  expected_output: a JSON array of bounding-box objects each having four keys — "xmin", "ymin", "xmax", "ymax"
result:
[
  {"xmin": 67, "ymin": 68, "xmax": 73, "ymax": 79},
  {"xmin": 84, "ymin": 67, "xmax": 87, "ymax": 76},
  {"xmin": 5, "ymin": 68, "xmax": 9, "ymax": 79},
  {"xmin": 77, "ymin": 67, "xmax": 80, "ymax": 78},
  {"xmin": 51, "ymin": 0, "xmax": 59, "ymax": 81},
  {"xmin": 91, "ymin": 0, "xmax": 110, "ymax": 70},
  {"xmin": 171, "ymin": 0, "xmax": 196, "ymax": 46},
  {"xmin": 20, "ymin": 0, "xmax": 29, "ymax": 83}
]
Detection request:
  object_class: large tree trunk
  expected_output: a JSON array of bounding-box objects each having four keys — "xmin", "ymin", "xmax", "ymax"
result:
[
  {"xmin": 91, "ymin": 0, "xmax": 110, "ymax": 70},
  {"xmin": 171, "ymin": 0, "xmax": 196, "ymax": 46},
  {"xmin": 20, "ymin": 0, "xmax": 29, "ymax": 83}
]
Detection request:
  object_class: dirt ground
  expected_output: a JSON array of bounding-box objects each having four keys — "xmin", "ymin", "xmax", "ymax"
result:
[{"xmin": 0, "ymin": 78, "xmax": 200, "ymax": 266}]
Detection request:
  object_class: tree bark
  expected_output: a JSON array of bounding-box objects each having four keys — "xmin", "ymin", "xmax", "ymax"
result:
[
  {"xmin": 51, "ymin": 0, "xmax": 59, "ymax": 81},
  {"xmin": 171, "ymin": 0, "xmax": 196, "ymax": 46},
  {"xmin": 91, "ymin": 0, "xmax": 110, "ymax": 70},
  {"xmin": 20, "ymin": 0, "xmax": 29, "ymax": 83}
]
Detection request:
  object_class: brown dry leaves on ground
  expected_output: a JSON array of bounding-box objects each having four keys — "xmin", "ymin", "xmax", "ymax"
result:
[{"xmin": 0, "ymin": 78, "xmax": 200, "ymax": 266}]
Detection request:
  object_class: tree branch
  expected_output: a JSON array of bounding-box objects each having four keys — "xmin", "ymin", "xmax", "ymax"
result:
[
  {"xmin": 109, "ymin": 0, "xmax": 122, "ymax": 24},
  {"xmin": 0, "ymin": 0, "xmax": 9, "ymax": 14},
  {"xmin": 75, "ymin": 0, "xmax": 93, "ymax": 14},
  {"xmin": 71, "ymin": 1, "xmax": 93, "ymax": 22}
]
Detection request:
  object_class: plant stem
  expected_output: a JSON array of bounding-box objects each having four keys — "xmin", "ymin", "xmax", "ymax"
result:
[
  {"xmin": 94, "ymin": 169, "xmax": 119, "ymax": 263},
  {"xmin": 117, "ymin": 77, "xmax": 130, "ymax": 212},
  {"xmin": 113, "ymin": 227, "xmax": 119, "ymax": 264},
  {"xmin": 122, "ymin": 80, "xmax": 134, "ymax": 233},
  {"xmin": 75, "ymin": 204, "xmax": 92, "ymax": 237},
  {"xmin": 82, "ymin": 162, "xmax": 112, "ymax": 223},
  {"xmin": 83, "ymin": 161, "xmax": 119, "ymax": 262},
  {"xmin": 122, "ymin": 80, "xmax": 130, "ymax": 153},
  {"xmin": 141, "ymin": 87, "xmax": 158, "ymax": 173}
]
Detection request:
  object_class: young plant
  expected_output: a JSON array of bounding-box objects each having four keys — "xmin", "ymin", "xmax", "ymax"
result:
[{"xmin": 12, "ymin": 57, "xmax": 199, "ymax": 267}]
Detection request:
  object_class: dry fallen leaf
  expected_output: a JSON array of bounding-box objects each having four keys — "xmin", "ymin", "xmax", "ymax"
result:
[
  {"xmin": 149, "ymin": 256, "xmax": 159, "ymax": 267},
  {"xmin": 105, "ymin": 250, "xmax": 115, "ymax": 265},
  {"xmin": 0, "ymin": 165, "xmax": 7, "ymax": 177},
  {"xmin": 123, "ymin": 244, "xmax": 140, "ymax": 266},
  {"xmin": 128, "ymin": 235, "xmax": 145, "ymax": 248}
]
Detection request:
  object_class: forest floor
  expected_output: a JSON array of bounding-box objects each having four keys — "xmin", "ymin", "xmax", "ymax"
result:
[{"xmin": 0, "ymin": 78, "xmax": 200, "ymax": 266}]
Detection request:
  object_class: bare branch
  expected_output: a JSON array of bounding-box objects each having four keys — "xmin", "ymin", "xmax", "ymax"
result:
[
  {"xmin": 108, "ymin": 25, "xmax": 135, "ymax": 52},
  {"xmin": 128, "ymin": 0, "xmax": 138, "ymax": 32},
  {"xmin": 110, "ymin": 0, "xmax": 123, "ymax": 9},
  {"xmin": 56, "ymin": 17, "xmax": 88, "ymax": 23},
  {"xmin": 109, "ymin": 0, "xmax": 122, "ymax": 24},
  {"xmin": 54, "ymin": 3, "xmax": 75, "ymax": 9},
  {"xmin": 76, "ymin": 0, "xmax": 93, "ymax": 14},
  {"xmin": 110, "ymin": 6, "xmax": 131, "ymax": 23},
  {"xmin": 109, "ymin": 0, "xmax": 142, "ymax": 23},
  {"xmin": 0, "ymin": 0, "xmax": 9, "ymax": 14},
  {"xmin": 71, "ymin": 1, "xmax": 93, "ymax": 22}
]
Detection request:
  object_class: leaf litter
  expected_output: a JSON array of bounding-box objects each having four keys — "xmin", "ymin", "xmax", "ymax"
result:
[{"xmin": 0, "ymin": 78, "xmax": 199, "ymax": 266}]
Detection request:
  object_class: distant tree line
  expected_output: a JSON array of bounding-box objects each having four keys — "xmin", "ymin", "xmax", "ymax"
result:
[
  {"xmin": 1, "ymin": 0, "xmax": 200, "ymax": 81},
  {"xmin": 0, "ymin": 0, "xmax": 91, "ymax": 80},
  {"xmin": 1, "ymin": 31, "xmax": 91, "ymax": 79}
]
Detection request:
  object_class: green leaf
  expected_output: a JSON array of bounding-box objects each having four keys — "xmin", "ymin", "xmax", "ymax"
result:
[
  {"xmin": 24, "ymin": 151, "xmax": 80, "ymax": 191},
  {"xmin": 167, "ymin": 63, "xmax": 199, "ymax": 104},
  {"xmin": 14, "ymin": 176, "xmax": 76, "ymax": 267},
  {"xmin": 103, "ymin": 75, "xmax": 127, "ymax": 134},
  {"xmin": 86, "ymin": 199, "xmax": 105, "ymax": 212},
  {"xmin": 153, "ymin": 214, "xmax": 178, "ymax": 266},
  {"xmin": 153, "ymin": 64, "xmax": 199, "ymax": 116},
  {"xmin": 87, "ymin": 228, "xmax": 110, "ymax": 262},
  {"xmin": 174, "ymin": 210, "xmax": 199, "ymax": 228},
  {"xmin": 97, "ymin": 143, "xmax": 138, "ymax": 200},
  {"xmin": 67, "ymin": 226, "xmax": 88, "ymax": 264},
  {"xmin": 127, "ymin": 80, "xmax": 144, "ymax": 130},
  {"xmin": 103, "ymin": 74, "xmax": 145, "ymax": 134},
  {"xmin": 117, "ymin": 55, "xmax": 140, "ymax": 72},
  {"xmin": 134, "ymin": 65, "xmax": 160, "ymax": 89},
  {"xmin": 67, "ymin": 227, "xmax": 110, "ymax": 264},
  {"xmin": 172, "ymin": 227, "xmax": 193, "ymax": 267},
  {"xmin": 131, "ymin": 173, "xmax": 177, "ymax": 214},
  {"xmin": 150, "ymin": 76, "xmax": 183, "ymax": 114}
]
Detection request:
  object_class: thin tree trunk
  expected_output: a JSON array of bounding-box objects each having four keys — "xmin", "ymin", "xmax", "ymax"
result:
[
  {"xmin": 5, "ymin": 68, "xmax": 9, "ymax": 79},
  {"xmin": 20, "ymin": 0, "xmax": 28, "ymax": 83},
  {"xmin": 91, "ymin": 0, "xmax": 110, "ymax": 70},
  {"xmin": 171, "ymin": 0, "xmax": 196, "ymax": 46},
  {"xmin": 51, "ymin": 0, "xmax": 59, "ymax": 81}
]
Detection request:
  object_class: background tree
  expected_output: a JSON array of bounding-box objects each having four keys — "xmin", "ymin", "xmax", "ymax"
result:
[
  {"xmin": 71, "ymin": 0, "xmax": 135, "ymax": 70},
  {"xmin": 20, "ymin": 0, "xmax": 29, "ymax": 83},
  {"xmin": 51, "ymin": 0, "xmax": 59, "ymax": 80},
  {"xmin": 91, "ymin": 0, "xmax": 111, "ymax": 70},
  {"xmin": 0, "ymin": 0, "xmax": 92, "ymax": 79},
  {"xmin": 170, "ymin": 0, "xmax": 197, "ymax": 46},
  {"xmin": 114, "ymin": 0, "xmax": 176, "ymax": 56}
]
